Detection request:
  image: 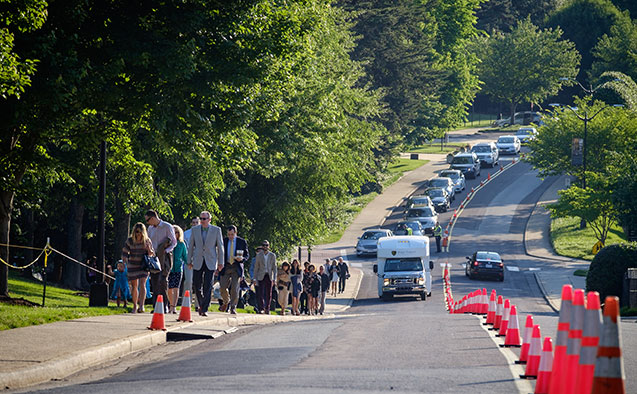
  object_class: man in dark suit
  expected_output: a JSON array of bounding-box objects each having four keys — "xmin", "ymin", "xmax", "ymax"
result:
[{"xmin": 220, "ymin": 225, "xmax": 249, "ymax": 314}]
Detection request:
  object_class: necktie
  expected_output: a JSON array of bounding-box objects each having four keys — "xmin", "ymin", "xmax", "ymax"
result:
[{"xmin": 229, "ymin": 239, "xmax": 234, "ymax": 264}]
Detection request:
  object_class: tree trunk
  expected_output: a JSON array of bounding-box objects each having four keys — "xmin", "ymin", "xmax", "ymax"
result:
[
  {"xmin": 21, "ymin": 208, "xmax": 35, "ymax": 279},
  {"xmin": 0, "ymin": 190, "xmax": 15, "ymax": 297},
  {"xmin": 509, "ymin": 102, "xmax": 517, "ymax": 126},
  {"xmin": 63, "ymin": 198, "xmax": 85, "ymax": 289},
  {"xmin": 112, "ymin": 200, "xmax": 130, "ymax": 264}
]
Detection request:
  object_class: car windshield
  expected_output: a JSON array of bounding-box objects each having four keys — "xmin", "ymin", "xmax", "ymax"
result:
[
  {"xmin": 384, "ymin": 258, "xmax": 423, "ymax": 272},
  {"xmin": 516, "ymin": 130, "xmax": 530, "ymax": 135},
  {"xmin": 407, "ymin": 207, "xmax": 435, "ymax": 217},
  {"xmin": 394, "ymin": 222, "xmax": 420, "ymax": 233},
  {"xmin": 476, "ymin": 252, "xmax": 501, "ymax": 261},
  {"xmin": 361, "ymin": 231, "xmax": 385, "ymax": 240},
  {"xmin": 426, "ymin": 189, "xmax": 444, "ymax": 198},
  {"xmin": 452, "ymin": 156, "xmax": 473, "ymax": 164},
  {"xmin": 498, "ymin": 137, "xmax": 514, "ymax": 143},
  {"xmin": 471, "ymin": 146, "xmax": 491, "ymax": 153},
  {"xmin": 410, "ymin": 197, "xmax": 430, "ymax": 205},
  {"xmin": 440, "ymin": 172, "xmax": 459, "ymax": 180},
  {"xmin": 430, "ymin": 179, "xmax": 448, "ymax": 187}
]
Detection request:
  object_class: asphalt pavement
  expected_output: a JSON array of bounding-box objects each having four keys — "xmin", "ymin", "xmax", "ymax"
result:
[{"xmin": 1, "ymin": 127, "xmax": 630, "ymax": 392}]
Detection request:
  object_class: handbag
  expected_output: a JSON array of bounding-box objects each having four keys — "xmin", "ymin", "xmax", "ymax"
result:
[{"xmin": 142, "ymin": 254, "xmax": 161, "ymax": 274}]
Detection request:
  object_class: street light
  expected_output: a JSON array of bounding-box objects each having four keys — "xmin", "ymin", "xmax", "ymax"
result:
[{"xmin": 548, "ymin": 102, "xmax": 623, "ymax": 228}]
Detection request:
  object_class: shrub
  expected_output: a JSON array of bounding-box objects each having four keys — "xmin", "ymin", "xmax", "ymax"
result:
[{"xmin": 586, "ymin": 242, "xmax": 637, "ymax": 304}]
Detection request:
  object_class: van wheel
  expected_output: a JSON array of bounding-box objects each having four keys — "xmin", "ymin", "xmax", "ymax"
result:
[{"xmin": 420, "ymin": 292, "xmax": 427, "ymax": 301}]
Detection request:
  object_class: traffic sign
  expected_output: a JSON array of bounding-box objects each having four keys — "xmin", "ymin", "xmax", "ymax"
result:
[{"xmin": 592, "ymin": 241, "xmax": 604, "ymax": 255}]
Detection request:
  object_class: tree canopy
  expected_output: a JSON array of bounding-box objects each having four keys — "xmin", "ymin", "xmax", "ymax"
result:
[{"xmin": 474, "ymin": 18, "xmax": 580, "ymax": 120}]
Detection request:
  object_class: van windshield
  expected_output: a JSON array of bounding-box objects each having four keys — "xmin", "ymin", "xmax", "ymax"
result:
[
  {"xmin": 384, "ymin": 258, "xmax": 423, "ymax": 272},
  {"xmin": 452, "ymin": 156, "xmax": 473, "ymax": 164}
]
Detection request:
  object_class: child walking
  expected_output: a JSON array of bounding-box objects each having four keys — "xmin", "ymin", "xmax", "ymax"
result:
[{"xmin": 110, "ymin": 260, "xmax": 131, "ymax": 308}]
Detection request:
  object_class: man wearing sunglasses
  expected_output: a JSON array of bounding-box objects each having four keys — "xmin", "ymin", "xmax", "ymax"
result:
[
  {"xmin": 188, "ymin": 211, "xmax": 224, "ymax": 316},
  {"xmin": 219, "ymin": 225, "xmax": 249, "ymax": 314}
]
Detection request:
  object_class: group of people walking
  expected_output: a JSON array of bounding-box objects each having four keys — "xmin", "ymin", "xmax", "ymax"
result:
[
  {"xmin": 114, "ymin": 210, "xmax": 350, "ymax": 316},
  {"xmin": 273, "ymin": 258, "xmax": 349, "ymax": 316}
]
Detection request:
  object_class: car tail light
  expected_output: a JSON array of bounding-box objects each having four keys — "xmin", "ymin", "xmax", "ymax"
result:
[
  {"xmin": 473, "ymin": 261, "xmax": 479, "ymax": 266},
  {"xmin": 499, "ymin": 263, "xmax": 504, "ymax": 267}
]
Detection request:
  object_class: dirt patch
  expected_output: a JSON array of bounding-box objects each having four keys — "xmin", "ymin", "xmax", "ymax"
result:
[{"xmin": 0, "ymin": 295, "xmax": 40, "ymax": 307}]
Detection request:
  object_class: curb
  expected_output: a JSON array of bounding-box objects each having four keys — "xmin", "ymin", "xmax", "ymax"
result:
[
  {"xmin": 0, "ymin": 312, "xmax": 334, "ymax": 391},
  {"xmin": 533, "ymin": 272, "xmax": 560, "ymax": 313}
]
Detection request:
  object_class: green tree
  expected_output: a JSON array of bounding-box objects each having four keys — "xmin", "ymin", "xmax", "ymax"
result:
[
  {"xmin": 475, "ymin": 18, "xmax": 580, "ymax": 121},
  {"xmin": 607, "ymin": 152, "xmax": 637, "ymax": 239},
  {"xmin": 546, "ymin": 0, "xmax": 626, "ymax": 81},
  {"xmin": 526, "ymin": 98, "xmax": 634, "ymax": 179},
  {"xmin": 549, "ymin": 175, "xmax": 616, "ymax": 245},
  {"xmin": 592, "ymin": 18, "xmax": 637, "ymax": 83},
  {"xmin": 475, "ymin": 0, "xmax": 559, "ymax": 33}
]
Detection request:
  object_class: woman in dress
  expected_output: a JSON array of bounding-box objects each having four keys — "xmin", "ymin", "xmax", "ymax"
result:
[
  {"xmin": 121, "ymin": 222, "xmax": 155, "ymax": 313},
  {"xmin": 110, "ymin": 260, "xmax": 131, "ymax": 307},
  {"xmin": 168, "ymin": 225, "xmax": 187, "ymax": 314},
  {"xmin": 309, "ymin": 265, "xmax": 321, "ymax": 315},
  {"xmin": 276, "ymin": 262, "xmax": 292, "ymax": 315},
  {"xmin": 289, "ymin": 259, "xmax": 303, "ymax": 316},
  {"xmin": 329, "ymin": 259, "xmax": 339, "ymax": 297}
]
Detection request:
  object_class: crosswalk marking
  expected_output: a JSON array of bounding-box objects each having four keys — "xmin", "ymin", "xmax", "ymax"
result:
[
  {"xmin": 506, "ymin": 266, "xmax": 519, "ymax": 272},
  {"xmin": 350, "ymin": 262, "xmax": 363, "ymax": 268}
]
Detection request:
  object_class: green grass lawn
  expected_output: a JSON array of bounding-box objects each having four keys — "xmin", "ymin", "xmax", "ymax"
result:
[
  {"xmin": 0, "ymin": 272, "xmax": 272, "ymax": 330},
  {"xmin": 0, "ymin": 272, "xmax": 128, "ymax": 330},
  {"xmin": 550, "ymin": 216, "xmax": 627, "ymax": 261}
]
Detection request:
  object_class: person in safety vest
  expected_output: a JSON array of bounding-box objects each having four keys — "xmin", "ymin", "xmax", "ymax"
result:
[{"xmin": 433, "ymin": 222, "xmax": 442, "ymax": 253}]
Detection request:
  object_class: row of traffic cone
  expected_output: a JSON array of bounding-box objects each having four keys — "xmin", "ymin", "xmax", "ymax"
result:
[
  {"xmin": 444, "ymin": 283, "xmax": 625, "ymax": 394},
  {"xmin": 147, "ymin": 290, "xmax": 194, "ymax": 331}
]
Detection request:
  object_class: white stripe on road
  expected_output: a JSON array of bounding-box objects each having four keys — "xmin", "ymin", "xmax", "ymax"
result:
[
  {"xmin": 340, "ymin": 249, "xmax": 348, "ymax": 258},
  {"xmin": 506, "ymin": 266, "xmax": 519, "ymax": 272},
  {"xmin": 350, "ymin": 263, "xmax": 363, "ymax": 268},
  {"xmin": 528, "ymin": 267, "xmax": 540, "ymax": 271}
]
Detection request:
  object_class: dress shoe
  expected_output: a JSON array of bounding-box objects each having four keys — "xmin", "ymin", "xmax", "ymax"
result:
[
  {"xmin": 230, "ymin": 307, "xmax": 237, "ymax": 315},
  {"xmin": 219, "ymin": 303, "xmax": 228, "ymax": 313},
  {"xmin": 200, "ymin": 311, "xmax": 208, "ymax": 317}
]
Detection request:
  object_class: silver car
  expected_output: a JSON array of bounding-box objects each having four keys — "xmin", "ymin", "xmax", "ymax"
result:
[
  {"xmin": 403, "ymin": 206, "xmax": 438, "ymax": 235},
  {"xmin": 356, "ymin": 229, "xmax": 393, "ymax": 256},
  {"xmin": 497, "ymin": 135, "xmax": 521, "ymax": 155},
  {"xmin": 438, "ymin": 170, "xmax": 465, "ymax": 193},
  {"xmin": 428, "ymin": 177, "xmax": 456, "ymax": 200},
  {"xmin": 471, "ymin": 142, "xmax": 499, "ymax": 168}
]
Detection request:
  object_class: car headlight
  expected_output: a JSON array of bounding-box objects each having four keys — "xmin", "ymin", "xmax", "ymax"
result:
[
  {"xmin": 418, "ymin": 276, "xmax": 425, "ymax": 285},
  {"xmin": 383, "ymin": 278, "xmax": 391, "ymax": 286}
]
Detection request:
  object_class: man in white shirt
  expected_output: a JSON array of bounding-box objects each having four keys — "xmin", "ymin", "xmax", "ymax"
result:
[
  {"xmin": 145, "ymin": 210, "xmax": 177, "ymax": 311},
  {"xmin": 253, "ymin": 240, "xmax": 277, "ymax": 314}
]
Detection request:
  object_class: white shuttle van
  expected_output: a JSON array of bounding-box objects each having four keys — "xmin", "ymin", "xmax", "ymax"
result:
[{"xmin": 373, "ymin": 236, "xmax": 434, "ymax": 301}]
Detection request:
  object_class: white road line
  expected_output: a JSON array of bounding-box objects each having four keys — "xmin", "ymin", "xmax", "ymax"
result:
[
  {"xmin": 340, "ymin": 249, "xmax": 348, "ymax": 258},
  {"xmin": 528, "ymin": 267, "xmax": 541, "ymax": 271},
  {"xmin": 350, "ymin": 262, "xmax": 363, "ymax": 268},
  {"xmin": 506, "ymin": 266, "xmax": 520, "ymax": 272},
  {"xmin": 476, "ymin": 315, "xmax": 534, "ymax": 394}
]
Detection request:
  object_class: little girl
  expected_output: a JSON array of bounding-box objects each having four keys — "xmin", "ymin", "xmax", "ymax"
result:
[{"xmin": 110, "ymin": 261, "xmax": 131, "ymax": 308}]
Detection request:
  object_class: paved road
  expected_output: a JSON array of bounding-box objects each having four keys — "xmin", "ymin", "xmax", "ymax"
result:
[{"xmin": 23, "ymin": 146, "xmax": 636, "ymax": 393}]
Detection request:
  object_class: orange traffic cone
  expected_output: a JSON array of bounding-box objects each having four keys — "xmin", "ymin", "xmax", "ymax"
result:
[
  {"xmin": 480, "ymin": 288, "xmax": 488, "ymax": 315},
  {"xmin": 565, "ymin": 289, "xmax": 586, "ymax": 392},
  {"xmin": 148, "ymin": 294, "xmax": 167, "ymax": 331},
  {"xmin": 521, "ymin": 324, "xmax": 542, "ymax": 379},
  {"xmin": 488, "ymin": 173, "xmax": 491, "ymax": 181},
  {"xmin": 177, "ymin": 290, "xmax": 193, "ymax": 322},
  {"xmin": 502, "ymin": 304, "xmax": 521, "ymax": 347},
  {"xmin": 493, "ymin": 295, "xmax": 504, "ymax": 331},
  {"xmin": 536, "ymin": 337, "xmax": 554, "ymax": 393},
  {"xmin": 485, "ymin": 289, "xmax": 497, "ymax": 325},
  {"xmin": 549, "ymin": 284, "xmax": 573, "ymax": 394},
  {"xmin": 517, "ymin": 315, "xmax": 534, "ymax": 364},
  {"xmin": 498, "ymin": 299, "xmax": 511, "ymax": 337},
  {"xmin": 575, "ymin": 291, "xmax": 602, "ymax": 394},
  {"xmin": 591, "ymin": 296, "xmax": 626, "ymax": 394}
]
